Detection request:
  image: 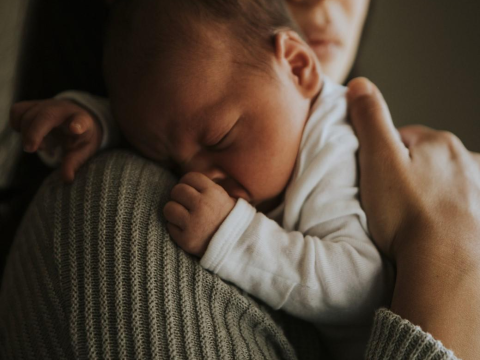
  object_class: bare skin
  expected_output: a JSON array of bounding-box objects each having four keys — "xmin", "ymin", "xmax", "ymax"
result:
[
  {"xmin": 113, "ymin": 28, "xmax": 323, "ymax": 256},
  {"xmin": 9, "ymin": 2, "xmax": 480, "ymax": 357},
  {"xmin": 11, "ymin": 26, "xmax": 323, "ymax": 257},
  {"xmin": 10, "ymin": 99, "xmax": 102, "ymax": 182},
  {"xmin": 348, "ymin": 77, "xmax": 480, "ymax": 360},
  {"xmin": 287, "ymin": 0, "xmax": 371, "ymax": 83}
]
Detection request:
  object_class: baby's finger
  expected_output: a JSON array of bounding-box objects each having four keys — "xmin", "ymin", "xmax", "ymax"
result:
[
  {"xmin": 66, "ymin": 113, "xmax": 95, "ymax": 135},
  {"xmin": 10, "ymin": 101, "xmax": 41, "ymax": 131},
  {"xmin": 21, "ymin": 110, "xmax": 70, "ymax": 153},
  {"xmin": 60, "ymin": 147, "xmax": 94, "ymax": 183},
  {"xmin": 38, "ymin": 133, "xmax": 59, "ymax": 152},
  {"xmin": 163, "ymin": 201, "xmax": 190, "ymax": 229},
  {"xmin": 179, "ymin": 172, "xmax": 214, "ymax": 193},
  {"xmin": 170, "ymin": 183, "xmax": 199, "ymax": 211},
  {"xmin": 166, "ymin": 222, "xmax": 183, "ymax": 243}
]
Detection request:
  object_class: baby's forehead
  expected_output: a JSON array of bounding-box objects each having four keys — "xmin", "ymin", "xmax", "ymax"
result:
[
  {"xmin": 105, "ymin": 0, "xmax": 281, "ymax": 111},
  {"xmin": 130, "ymin": 4, "xmax": 271, "ymax": 73}
]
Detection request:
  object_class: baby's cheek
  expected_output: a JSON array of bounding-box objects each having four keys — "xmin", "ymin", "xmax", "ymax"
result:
[{"xmin": 257, "ymin": 165, "xmax": 293, "ymax": 198}]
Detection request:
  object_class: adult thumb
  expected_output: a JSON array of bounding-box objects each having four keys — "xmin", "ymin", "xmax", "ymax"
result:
[{"xmin": 347, "ymin": 77, "xmax": 404, "ymax": 159}]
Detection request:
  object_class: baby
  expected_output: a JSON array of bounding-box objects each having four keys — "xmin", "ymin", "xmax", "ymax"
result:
[{"xmin": 10, "ymin": 0, "xmax": 393, "ymax": 358}]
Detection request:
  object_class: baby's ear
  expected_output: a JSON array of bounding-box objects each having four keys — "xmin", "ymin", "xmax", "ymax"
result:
[{"xmin": 273, "ymin": 30, "xmax": 322, "ymax": 100}]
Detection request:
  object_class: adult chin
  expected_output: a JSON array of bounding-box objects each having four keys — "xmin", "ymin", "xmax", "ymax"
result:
[{"xmin": 311, "ymin": 43, "xmax": 353, "ymax": 84}]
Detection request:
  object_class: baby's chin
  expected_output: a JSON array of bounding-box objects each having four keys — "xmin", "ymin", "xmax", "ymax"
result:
[{"xmin": 253, "ymin": 193, "xmax": 284, "ymax": 213}]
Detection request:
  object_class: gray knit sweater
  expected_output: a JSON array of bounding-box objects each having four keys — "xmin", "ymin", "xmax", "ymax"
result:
[{"xmin": 0, "ymin": 151, "xmax": 458, "ymax": 359}]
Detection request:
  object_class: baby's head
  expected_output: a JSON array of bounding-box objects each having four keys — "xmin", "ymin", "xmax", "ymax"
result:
[{"xmin": 104, "ymin": 0, "xmax": 322, "ymax": 209}]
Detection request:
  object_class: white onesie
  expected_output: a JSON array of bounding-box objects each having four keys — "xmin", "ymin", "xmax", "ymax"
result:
[{"xmin": 56, "ymin": 77, "xmax": 394, "ymax": 359}]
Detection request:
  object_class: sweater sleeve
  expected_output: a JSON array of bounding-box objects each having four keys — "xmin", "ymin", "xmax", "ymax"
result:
[
  {"xmin": 38, "ymin": 91, "xmax": 119, "ymax": 166},
  {"xmin": 366, "ymin": 309, "xmax": 459, "ymax": 360}
]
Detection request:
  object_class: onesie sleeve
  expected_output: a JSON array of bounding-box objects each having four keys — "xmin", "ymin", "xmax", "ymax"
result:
[
  {"xmin": 201, "ymin": 123, "xmax": 393, "ymax": 328},
  {"xmin": 38, "ymin": 91, "xmax": 119, "ymax": 166}
]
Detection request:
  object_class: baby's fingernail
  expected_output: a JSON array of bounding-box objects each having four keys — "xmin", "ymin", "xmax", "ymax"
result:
[
  {"xmin": 347, "ymin": 78, "xmax": 374, "ymax": 101},
  {"xmin": 71, "ymin": 121, "xmax": 82, "ymax": 132}
]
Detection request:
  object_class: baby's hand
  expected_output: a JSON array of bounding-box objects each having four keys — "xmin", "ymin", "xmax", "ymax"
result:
[
  {"xmin": 163, "ymin": 172, "xmax": 236, "ymax": 257},
  {"xmin": 10, "ymin": 99, "xmax": 103, "ymax": 183}
]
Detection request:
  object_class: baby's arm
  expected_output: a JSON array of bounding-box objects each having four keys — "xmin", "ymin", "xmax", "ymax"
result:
[
  {"xmin": 201, "ymin": 204, "xmax": 391, "ymax": 325},
  {"xmin": 166, "ymin": 163, "xmax": 393, "ymax": 360},
  {"xmin": 167, "ymin": 131, "xmax": 392, "ymax": 326},
  {"xmin": 199, "ymin": 127, "xmax": 393, "ymax": 325},
  {"xmin": 10, "ymin": 92, "xmax": 116, "ymax": 182}
]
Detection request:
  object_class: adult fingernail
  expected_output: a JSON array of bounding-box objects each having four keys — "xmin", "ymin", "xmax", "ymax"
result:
[{"xmin": 347, "ymin": 78, "xmax": 374, "ymax": 101}]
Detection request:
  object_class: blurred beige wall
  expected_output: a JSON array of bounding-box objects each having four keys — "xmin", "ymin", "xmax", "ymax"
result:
[
  {"xmin": 356, "ymin": 1, "xmax": 480, "ymax": 151},
  {"xmin": 0, "ymin": 1, "xmax": 478, "ymax": 158},
  {"xmin": 0, "ymin": 0, "xmax": 28, "ymax": 131},
  {"xmin": 0, "ymin": 0, "xmax": 28, "ymax": 186}
]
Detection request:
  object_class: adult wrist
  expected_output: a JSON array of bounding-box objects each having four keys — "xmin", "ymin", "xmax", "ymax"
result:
[
  {"xmin": 391, "ymin": 228, "xmax": 480, "ymax": 360},
  {"xmin": 393, "ymin": 215, "xmax": 480, "ymax": 276}
]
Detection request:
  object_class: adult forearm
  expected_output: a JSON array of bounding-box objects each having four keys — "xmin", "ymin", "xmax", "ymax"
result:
[{"xmin": 391, "ymin": 237, "xmax": 480, "ymax": 360}]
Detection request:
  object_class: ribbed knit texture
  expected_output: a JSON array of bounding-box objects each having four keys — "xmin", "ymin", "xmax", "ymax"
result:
[
  {"xmin": 366, "ymin": 309, "xmax": 458, "ymax": 360},
  {"xmin": 0, "ymin": 151, "xmax": 459, "ymax": 359},
  {"xmin": 0, "ymin": 150, "xmax": 323, "ymax": 360}
]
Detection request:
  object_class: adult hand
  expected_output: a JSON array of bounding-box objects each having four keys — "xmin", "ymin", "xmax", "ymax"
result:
[
  {"xmin": 347, "ymin": 77, "xmax": 480, "ymax": 360},
  {"xmin": 347, "ymin": 77, "xmax": 480, "ymax": 262}
]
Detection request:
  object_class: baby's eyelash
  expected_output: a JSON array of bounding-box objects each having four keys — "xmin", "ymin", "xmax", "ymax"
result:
[
  {"xmin": 205, "ymin": 116, "xmax": 241, "ymax": 150},
  {"xmin": 209, "ymin": 131, "xmax": 230, "ymax": 149}
]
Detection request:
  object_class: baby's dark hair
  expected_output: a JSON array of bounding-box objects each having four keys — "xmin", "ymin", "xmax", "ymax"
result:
[{"xmin": 104, "ymin": 0, "xmax": 302, "ymax": 93}]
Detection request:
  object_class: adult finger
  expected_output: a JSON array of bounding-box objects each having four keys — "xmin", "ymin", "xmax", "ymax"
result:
[
  {"xmin": 471, "ymin": 152, "xmax": 480, "ymax": 166},
  {"xmin": 396, "ymin": 125, "xmax": 433, "ymax": 147},
  {"xmin": 400, "ymin": 126, "xmax": 468, "ymax": 162},
  {"xmin": 399, "ymin": 125, "xmax": 456, "ymax": 148},
  {"xmin": 347, "ymin": 77, "xmax": 407, "ymax": 161}
]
